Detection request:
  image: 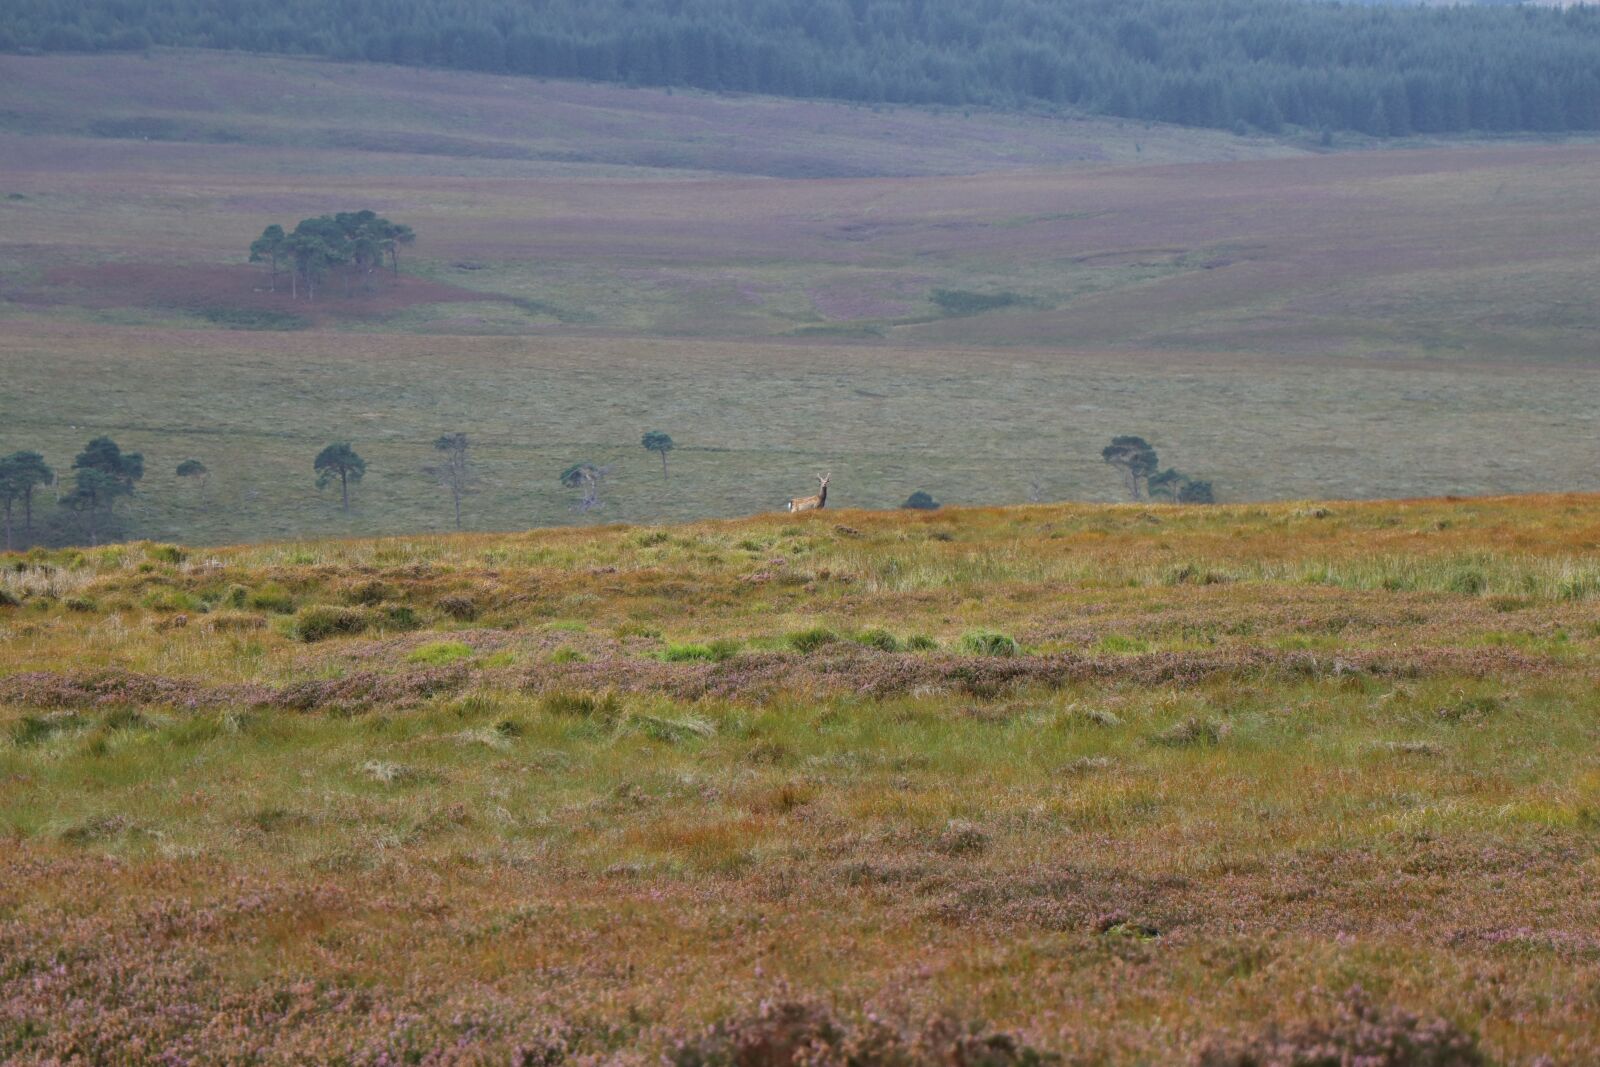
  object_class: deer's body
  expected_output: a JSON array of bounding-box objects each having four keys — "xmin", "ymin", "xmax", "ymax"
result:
[{"xmin": 786, "ymin": 473, "xmax": 830, "ymax": 512}]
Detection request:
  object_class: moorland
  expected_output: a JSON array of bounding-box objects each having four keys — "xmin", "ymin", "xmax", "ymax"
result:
[
  {"xmin": 2, "ymin": 494, "xmax": 1598, "ymax": 1062},
  {"xmin": 2, "ymin": 51, "xmax": 1598, "ymax": 546}
]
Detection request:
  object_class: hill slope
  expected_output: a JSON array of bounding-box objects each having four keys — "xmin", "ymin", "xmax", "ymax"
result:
[
  {"xmin": 6, "ymin": 0, "xmax": 1600, "ymax": 135},
  {"xmin": 3, "ymin": 495, "xmax": 1599, "ymax": 1062}
]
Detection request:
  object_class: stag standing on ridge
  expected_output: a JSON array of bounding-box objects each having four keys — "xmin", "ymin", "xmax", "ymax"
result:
[{"xmin": 786, "ymin": 473, "xmax": 830, "ymax": 512}]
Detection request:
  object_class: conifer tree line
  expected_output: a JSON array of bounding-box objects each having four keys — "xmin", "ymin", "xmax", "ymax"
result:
[{"xmin": 5, "ymin": 0, "xmax": 1600, "ymax": 136}]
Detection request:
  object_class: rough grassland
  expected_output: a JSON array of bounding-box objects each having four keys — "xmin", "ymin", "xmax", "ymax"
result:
[
  {"xmin": 2, "ymin": 495, "xmax": 1599, "ymax": 1063},
  {"xmin": 3, "ymin": 51, "xmax": 1600, "ymax": 546}
]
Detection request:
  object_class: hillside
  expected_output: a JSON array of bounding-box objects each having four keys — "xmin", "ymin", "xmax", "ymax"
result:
[
  {"xmin": 3, "ymin": 51, "xmax": 1600, "ymax": 548},
  {"xmin": 6, "ymin": 0, "xmax": 1600, "ymax": 136},
  {"xmin": 3, "ymin": 495, "xmax": 1599, "ymax": 1063}
]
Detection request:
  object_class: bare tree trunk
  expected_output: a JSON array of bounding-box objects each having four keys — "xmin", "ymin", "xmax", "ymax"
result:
[
  {"xmin": 660, "ymin": 451, "xmax": 669, "ymax": 480},
  {"xmin": 453, "ymin": 490, "xmax": 462, "ymax": 530},
  {"xmin": 22, "ymin": 489, "xmax": 32, "ymax": 536},
  {"xmin": 340, "ymin": 471, "xmax": 349, "ymax": 513}
]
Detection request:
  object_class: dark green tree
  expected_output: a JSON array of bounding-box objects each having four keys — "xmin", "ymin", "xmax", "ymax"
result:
[
  {"xmin": 248, "ymin": 224, "xmax": 288, "ymax": 291},
  {"xmin": 427, "ymin": 432, "xmax": 475, "ymax": 530},
  {"xmin": 0, "ymin": 450, "xmax": 53, "ymax": 549},
  {"xmin": 61, "ymin": 436, "xmax": 142, "ymax": 545},
  {"xmin": 641, "ymin": 430, "xmax": 675, "ymax": 480},
  {"xmin": 314, "ymin": 442, "xmax": 366, "ymax": 512},
  {"xmin": 176, "ymin": 458, "xmax": 209, "ymax": 497},
  {"xmin": 1101, "ymin": 435, "xmax": 1159, "ymax": 501},
  {"xmin": 1149, "ymin": 467, "xmax": 1216, "ymax": 504},
  {"xmin": 901, "ymin": 490, "xmax": 939, "ymax": 510},
  {"xmin": 560, "ymin": 462, "xmax": 609, "ymax": 512}
]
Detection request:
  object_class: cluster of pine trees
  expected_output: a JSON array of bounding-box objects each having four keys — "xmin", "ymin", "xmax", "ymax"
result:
[
  {"xmin": 6, "ymin": 0, "xmax": 1600, "ymax": 136},
  {"xmin": 249, "ymin": 211, "xmax": 414, "ymax": 300}
]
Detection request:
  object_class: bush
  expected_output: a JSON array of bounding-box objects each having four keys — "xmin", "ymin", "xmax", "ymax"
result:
[
  {"xmin": 292, "ymin": 605, "xmax": 372, "ymax": 642},
  {"xmin": 787, "ymin": 626, "xmax": 838, "ymax": 654},
  {"xmin": 959, "ymin": 630, "xmax": 1020, "ymax": 657},
  {"xmin": 379, "ymin": 604, "xmax": 422, "ymax": 631},
  {"xmin": 1198, "ymin": 986, "xmax": 1486, "ymax": 1067},
  {"xmin": 406, "ymin": 640, "xmax": 473, "ymax": 665},
  {"xmin": 436, "ymin": 594, "xmax": 478, "ymax": 621},
  {"xmin": 669, "ymin": 1000, "xmax": 1051, "ymax": 1067},
  {"xmin": 902, "ymin": 490, "xmax": 940, "ymax": 510},
  {"xmin": 931, "ymin": 288, "xmax": 1022, "ymax": 317},
  {"xmin": 906, "ymin": 634, "xmax": 939, "ymax": 651}
]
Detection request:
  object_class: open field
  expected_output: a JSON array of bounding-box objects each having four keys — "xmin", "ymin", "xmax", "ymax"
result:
[
  {"xmin": 3, "ymin": 495, "xmax": 1599, "ymax": 1063},
  {"xmin": 1, "ymin": 50, "xmax": 1598, "ymax": 543},
  {"xmin": 3, "ymin": 322, "xmax": 1598, "ymax": 542}
]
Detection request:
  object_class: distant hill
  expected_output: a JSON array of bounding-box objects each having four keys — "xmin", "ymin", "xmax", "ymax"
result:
[{"xmin": 5, "ymin": 0, "xmax": 1600, "ymax": 137}]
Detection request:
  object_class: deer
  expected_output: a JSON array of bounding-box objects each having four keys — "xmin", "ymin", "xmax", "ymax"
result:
[{"xmin": 786, "ymin": 473, "xmax": 830, "ymax": 512}]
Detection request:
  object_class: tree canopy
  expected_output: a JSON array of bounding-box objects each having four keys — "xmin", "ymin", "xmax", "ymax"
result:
[
  {"xmin": 252, "ymin": 212, "xmax": 415, "ymax": 300},
  {"xmin": 314, "ymin": 442, "xmax": 366, "ymax": 512},
  {"xmin": 8, "ymin": 0, "xmax": 1600, "ymax": 136},
  {"xmin": 61, "ymin": 436, "xmax": 142, "ymax": 544},
  {"xmin": 641, "ymin": 431, "xmax": 675, "ymax": 480},
  {"xmin": 0, "ymin": 451, "xmax": 54, "ymax": 550}
]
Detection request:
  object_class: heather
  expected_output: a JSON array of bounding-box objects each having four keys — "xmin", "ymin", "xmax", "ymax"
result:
[{"xmin": 1, "ymin": 495, "xmax": 1597, "ymax": 1062}]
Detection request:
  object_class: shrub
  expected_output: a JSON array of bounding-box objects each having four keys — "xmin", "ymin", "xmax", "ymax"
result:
[
  {"xmin": 64, "ymin": 597, "xmax": 98, "ymax": 613},
  {"xmin": 787, "ymin": 626, "xmax": 838, "ymax": 654},
  {"xmin": 292, "ymin": 605, "xmax": 372, "ymax": 642},
  {"xmin": 0, "ymin": 588, "xmax": 18, "ymax": 609},
  {"xmin": 1197, "ymin": 986, "xmax": 1486, "ymax": 1067},
  {"xmin": 902, "ymin": 490, "xmax": 940, "ymax": 510},
  {"xmin": 380, "ymin": 604, "xmax": 422, "ymax": 631},
  {"xmin": 549, "ymin": 647, "xmax": 587, "ymax": 664},
  {"xmin": 436, "ymin": 594, "xmax": 478, "ymax": 621},
  {"xmin": 407, "ymin": 640, "xmax": 473, "ymax": 666},
  {"xmin": 343, "ymin": 580, "xmax": 392, "ymax": 606},
  {"xmin": 960, "ymin": 630, "xmax": 1020, "ymax": 657},
  {"xmin": 906, "ymin": 634, "xmax": 939, "ymax": 651},
  {"xmin": 931, "ymin": 288, "xmax": 1022, "ymax": 316},
  {"xmin": 669, "ymin": 1000, "xmax": 1051, "ymax": 1067}
]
